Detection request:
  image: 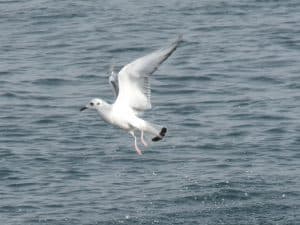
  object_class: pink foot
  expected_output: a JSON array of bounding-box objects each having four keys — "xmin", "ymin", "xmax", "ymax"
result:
[
  {"xmin": 130, "ymin": 131, "xmax": 143, "ymax": 155},
  {"xmin": 134, "ymin": 137, "xmax": 143, "ymax": 155},
  {"xmin": 135, "ymin": 147, "xmax": 142, "ymax": 155}
]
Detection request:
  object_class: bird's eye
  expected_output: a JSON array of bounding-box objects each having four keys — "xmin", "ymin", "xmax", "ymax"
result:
[{"xmin": 90, "ymin": 102, "xmax": 94, "ymax": 106}]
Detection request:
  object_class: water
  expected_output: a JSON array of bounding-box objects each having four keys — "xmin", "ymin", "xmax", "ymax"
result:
[{"xmin": 1, "ymin": 0, "xmax": 300, "ymax": 224}]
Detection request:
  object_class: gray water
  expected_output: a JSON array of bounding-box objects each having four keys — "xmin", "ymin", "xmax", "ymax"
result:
[{"xmin": 1, "ymin": 0, "xmax": 300, "ymax": 224}]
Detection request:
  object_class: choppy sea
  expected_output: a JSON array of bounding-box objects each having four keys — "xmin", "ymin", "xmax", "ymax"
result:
[{"xmin": 1, "ymin": 0, "xmax": 300, "ymax": 224}]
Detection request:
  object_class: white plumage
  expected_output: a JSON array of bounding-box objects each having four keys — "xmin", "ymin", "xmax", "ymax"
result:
[{"xmin": 81, "ymin": 36, "xmax": 182, "ymax": 155}]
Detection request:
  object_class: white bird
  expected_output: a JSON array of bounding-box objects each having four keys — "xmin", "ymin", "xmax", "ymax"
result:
[{"xmin": 80, "ymin": 36, "xmax": 182, "ymax": 155}]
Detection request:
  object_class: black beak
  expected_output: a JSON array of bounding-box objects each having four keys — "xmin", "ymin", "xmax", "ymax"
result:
[{"xmin": 80, "ymin": 106, "xmax": 87, "ymax": 112}]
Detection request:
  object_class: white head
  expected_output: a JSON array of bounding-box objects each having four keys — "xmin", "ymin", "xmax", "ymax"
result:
[{"xmin": 80, "ymin": 98, "xmax": 105, "ymax": 112}]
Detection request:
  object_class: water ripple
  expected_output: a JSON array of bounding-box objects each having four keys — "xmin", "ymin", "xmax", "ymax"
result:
[{"xmin": 1, "ymin": 0, "xmax": 299, "ymax": 224}]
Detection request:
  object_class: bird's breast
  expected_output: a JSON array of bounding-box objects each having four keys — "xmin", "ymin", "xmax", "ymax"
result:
[{"xmin": 110, "ymin": 108, "xmax": 136, "ymax": 131}]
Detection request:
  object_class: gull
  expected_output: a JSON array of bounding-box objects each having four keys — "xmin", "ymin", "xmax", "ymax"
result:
[{"xmin": 80, "ymin": 36, "xmax": 182, "ymax": 155}]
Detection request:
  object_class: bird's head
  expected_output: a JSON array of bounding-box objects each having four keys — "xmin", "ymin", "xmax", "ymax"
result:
[{"xmin": 80, "ymin": 98, "xmax": 104, "ymax": 112}]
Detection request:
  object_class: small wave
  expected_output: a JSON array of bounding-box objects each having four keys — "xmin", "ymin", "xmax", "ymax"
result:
[
  {"xmin": 7, "ymin": 182, "xmax": 36, "ymax": 188},
  {"xmin": 160, "ymin": 75, "xmax": 212, "ymax": 82},
  {"xmin": 248, "ymin": 76, "xmax": 282, "ymax": 84},
  {"xmin": 32, "ymin": 119, "xmax": 56, "ymax": 124},
  {"xmin": 1, "ymin": 92, "xmax": 17, "ymax": 98},
  {"xmin": 0, "ymin": 169, "xmax": 14, "ymax": 179},
  {"xmin": 265, "ymin": 127, "xmax": 286, "ymax": 134},
  {"xmin": 33, "ymin": 157, "xmax": 50, "ymax": 162},
  {"xmin": 173, "ymin": 188, "xmax": 249, "ymax": 205},
  {"xmin": 226, "ymin": 130, "xmax": 249, "ymax": 137},
  {"xmin": 32, "ymin": 78, "xmax": 71, "ymax": 85},
  {"xmin": 76, "ymin": 74, "xmax": 99, "ymax": 79},
  {"xmin": 287, "ymin": 83, "xmax": 300, "ymax": 89},
  {"xmin": 0, "ymin": 149, "xmax": 15, "ymax": 158},
  {"xmin": 252, "ymin": 114, "xmax": 290, "ymax": 121},
  {"xmin": 0, "ymin": 71, "xmax": 11, "ymax": 76},
  {"xmin": 31, "ymin": 12, "xmax": 87, "ymax": 21},
  {"xmin": 108, "ymin": 47, "xmax": 147, "ymax": 54}
]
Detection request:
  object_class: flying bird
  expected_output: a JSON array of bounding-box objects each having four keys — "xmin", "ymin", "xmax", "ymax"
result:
[{"xmin": 80, "ymin": 36, "xmax": 182, "ymax": 155}]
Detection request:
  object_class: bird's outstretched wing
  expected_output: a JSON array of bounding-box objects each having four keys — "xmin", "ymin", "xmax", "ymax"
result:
[
  {"xmin": 114, "ymin": 35, "xmax": 182, "ymax": 112},
  {"xmin": 108, "ymin": 66, "xmax": 119, "ymax": 97}
]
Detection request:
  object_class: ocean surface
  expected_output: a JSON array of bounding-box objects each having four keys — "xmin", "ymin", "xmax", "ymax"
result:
[{"xmin": 1, "ymin": 0, "xmax": 300, "ymax": 224}]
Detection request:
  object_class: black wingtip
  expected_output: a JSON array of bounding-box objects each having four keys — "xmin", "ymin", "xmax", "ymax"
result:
[
  {"xmin": 152, "ymin": 127, "xmax": 167, "ymax": 142},
  {"xmin": 161, "ymin": 127, "xmax": 167, "ymax": 136}
]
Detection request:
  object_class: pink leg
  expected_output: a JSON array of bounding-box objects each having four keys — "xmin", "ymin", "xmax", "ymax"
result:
[
  {"xmin": 141, "ymin": 130, "xmax": 148, "ymax": 147},
  {"xmin": 130, "ymin": 131, "xmax": 142, "ymax": 155},
  {"xmin": 134, "ymin": 136, "xmax": 143, "ymax": 155}
]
